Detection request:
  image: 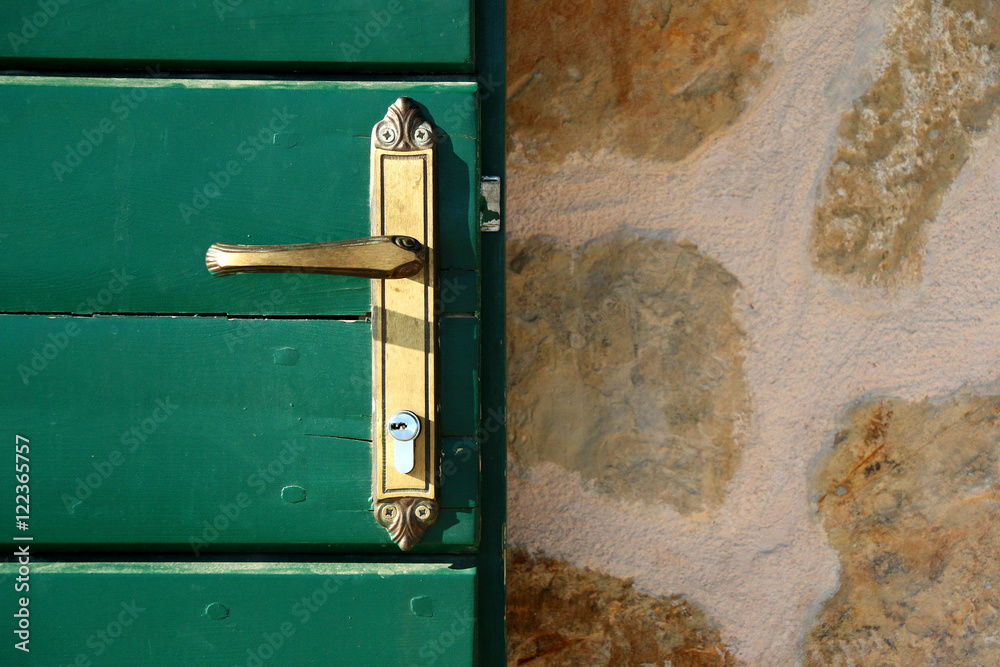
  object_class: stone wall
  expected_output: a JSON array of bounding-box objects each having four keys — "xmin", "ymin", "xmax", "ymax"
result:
[{"xmin": 505, "ymin": 0, "xmax": 1000, "ymax": 664}]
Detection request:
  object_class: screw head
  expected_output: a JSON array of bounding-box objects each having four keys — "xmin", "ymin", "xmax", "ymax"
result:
[
  {"xmin": 379, "ymin": 504, "xmax": 397, "ymax": 523},
  {"xmin": 413, "ymin": 502, "xmax": 437, "ymax": 524},
  {"xmin": 413, "ymin": 123, "xmax": 433, "ymax": 147},
  {"xmin": 377, "ymin": 122, "xmax": 398, "ymax": 146}
]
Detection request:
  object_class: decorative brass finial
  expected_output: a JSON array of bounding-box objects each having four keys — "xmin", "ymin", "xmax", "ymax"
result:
[
  {"xmin": 373, "ymin": 97, "xmax": 436, "ymax": 151},
  {"xmin": 375, "ymin": 498, "xmax": 439, "ymax": 551}
]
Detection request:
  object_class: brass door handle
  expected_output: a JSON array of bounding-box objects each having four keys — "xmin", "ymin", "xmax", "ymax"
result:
[{"xmin": 205, "ymin": 235, "xmax": 425, "ymax": 279}]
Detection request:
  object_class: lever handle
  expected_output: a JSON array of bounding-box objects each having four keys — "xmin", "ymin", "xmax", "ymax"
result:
[{"xmin": 205, "ymin": 235, "xmax": 424, "ymax": 279}]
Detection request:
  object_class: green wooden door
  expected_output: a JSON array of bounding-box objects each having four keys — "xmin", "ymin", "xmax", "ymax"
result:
[{"xmin": 0, "ymin": 2, "xmax": 505, "ymax": 664}]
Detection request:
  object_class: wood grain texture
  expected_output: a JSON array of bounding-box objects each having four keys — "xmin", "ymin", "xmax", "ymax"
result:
[
  {"xmin": 0, "ymin": 561, "xmax": 476, "ymax": 666},
  {"xmin": 0, "ymin": 315, "xmax": 478, "ymax": 551},
  {"xmin": 0, "ymin": 77, "xmax": 479, "ymax": 316},
  {"xmin": 0, "ymin": 0, "xmax": 472, "ymax": 72}
]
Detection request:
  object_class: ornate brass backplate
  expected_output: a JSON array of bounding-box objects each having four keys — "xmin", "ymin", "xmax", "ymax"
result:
[{"xmin": 370, "ymin": 98, "xmax": 439, "ymax": 550}]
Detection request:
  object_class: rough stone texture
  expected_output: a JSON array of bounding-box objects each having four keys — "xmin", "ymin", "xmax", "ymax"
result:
[
  {"xmin": 507, "ymin": 232, "xmax": 749, "ymax": 515},
  {"xmin": 505, "ymin": 0, "xmax": 1000, "ymax": 662},
  {"xmin": 812, "ymin": 0, "xmax": 1000, "ymax": 285},
  {"xmin": 507, "ymin": 550, "xmax": 738, "ymax": 666},
  {"xmin": 806, "ymin": 396, "xmax": 1000, "ymax": 665},
  {"xmin": 507, "ymin": 0, "xmax": 805, "ymax": 165}
]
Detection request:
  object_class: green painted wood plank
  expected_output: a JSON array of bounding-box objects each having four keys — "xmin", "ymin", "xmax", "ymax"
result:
[
  {"xmin": 440, "ymin": 437, "xmax": 478, "ymax": 510},
  {"xmin": 440, "ymin": 315, "xmax": 480, "ymax": 436},
  {"xmin": 440, "ymin": 269, "xmax": 480, "ymax": 314},
  {"xmin": 0, "ymin": 77, "xmax": 479, "ymax": 316},
  {"xmin": 1, "ymin": 315, "xmax": 477, "ymax": 551},
  {"xmin": 0, "ymin": 561, "xmax": 476, "ymax": 666},
  {"xmin": 0, "ymin": 1, "xmax": 472, "ymax": 72}
]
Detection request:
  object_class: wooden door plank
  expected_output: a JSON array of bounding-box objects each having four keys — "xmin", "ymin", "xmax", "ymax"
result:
[
  {"xmin": 0, "ymin": 1, "xmax": 472, "ymax": 72},
  {"xmin": 441, "ymin": 315, "xmax": 480, "ymax": 436},
  {"xmin": 1, "ymin": 315, "xmax": 478, "ymax": 551},
  {"xmin": 0, "ymin": 77, "xmax": 479, "ymax": 316},
  {"xmin": 0, "ymin": 561, "xmax": 476, "ymax": 665}
]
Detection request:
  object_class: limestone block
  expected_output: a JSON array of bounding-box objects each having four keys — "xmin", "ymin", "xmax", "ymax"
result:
[
  {"xmin": 508, "ymin": 550, "xmax": 738, "ymax": 666},
  {"xmin": 807, "ymin": 396, "xmax": 1000, "ymax": 664},
  {"xmin": 508, "ymin": 0, "xmax": 805, "ymax": 164},
  {"xmin": 508, "ymin": 232, "xmax": 749, "ymax": 515},
  {"xmin": 812, "ymin": 0, "xmax": 1000, "ymax": 285}
]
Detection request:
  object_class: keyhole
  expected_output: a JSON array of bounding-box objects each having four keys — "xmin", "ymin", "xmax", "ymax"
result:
[{"xmin": 387, "ymin": 411, "xmax": 420, "ymax": 440}]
